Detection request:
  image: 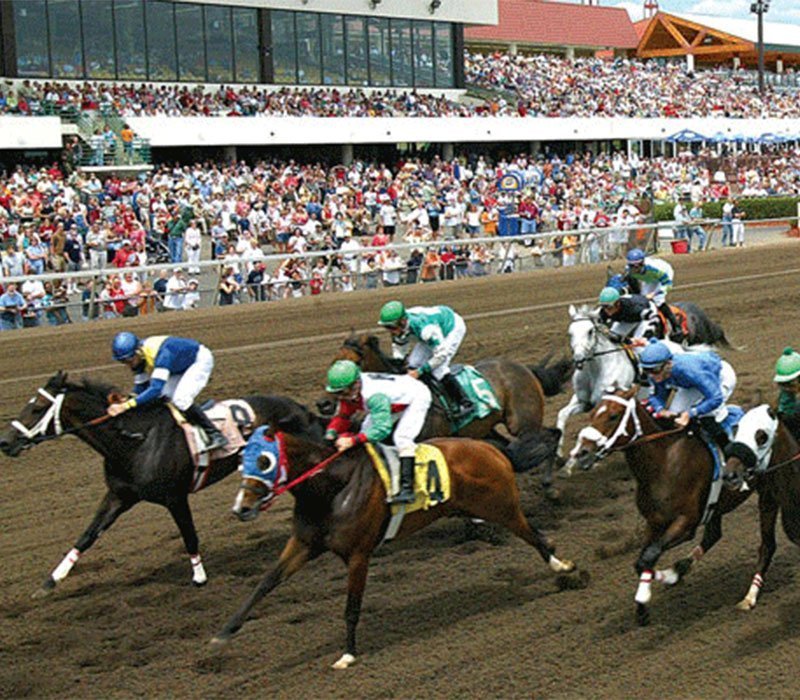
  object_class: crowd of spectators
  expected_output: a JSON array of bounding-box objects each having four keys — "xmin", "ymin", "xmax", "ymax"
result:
[
  {"xmin": 1, "ymin": 144, "xmax": 799, "ymax": 328},
  {"xmin": 2, "ymin": 52, "xmax": 799, "ymax": 120}
]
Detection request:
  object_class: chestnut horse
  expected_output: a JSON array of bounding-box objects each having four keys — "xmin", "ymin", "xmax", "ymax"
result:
[
  {"xmin": 0, "ymin": 371, "xmax": 323, "ymax": 595},
  {"xmin": 213, "ymin": 428, "xmax": 580, "ymax": 669},
  {"xmin": 724, "ymin": 405, "xmax": 800, "ymax": 610},
  {"xmin": 569, "ymin": 386, "xmax": 753, "ymax": 626},
  {"xmin": 329, "ymin": 333, "xmax": 572, "ymax": 497}
]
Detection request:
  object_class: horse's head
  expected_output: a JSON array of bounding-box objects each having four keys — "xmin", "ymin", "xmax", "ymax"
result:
[
  {"xmin": 0, "ymin": 371, "xmax": 70, "ymax": 457},
  {"xmin": 724, "ymin": 404, "xmax": 779, "ymax": 487},
  {"xmin": 566, "ymin": 386, "xmax": 640, "ymax": 472},
  {"xmin": 232, "ymin": 426, "xmax": 286, "ymax": 521},
  {"xmin": 568, "ymin": 304, "xmax": 602, "ymax": 369}
]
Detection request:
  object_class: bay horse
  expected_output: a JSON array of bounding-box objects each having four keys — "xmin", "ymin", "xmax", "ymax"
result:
[
  {"xmin": 0, "ymin": 370, "xmax": 324, "ymax": 596},
  {"xmin": 569, "ymin": 386, "xmax": 753, "ymax": 626},
  {"xmin": 330, "ymin": 333, "xmax": 572, "ymax": 497},
  {"xmin": 724, "ymin": 405, "xmax": 800, "ymax": 610},
  {"xmin": 214, "ymin": 428, "xmax": 581, "ymax": 669}
]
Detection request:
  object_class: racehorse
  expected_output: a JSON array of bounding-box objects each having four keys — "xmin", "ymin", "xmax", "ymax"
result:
[
  {"xmin": 557, "ymin": 305, "xmax": 710, "ymax": 468},
  {"xmin": 568, "ymin": 386, "xmax": 752, "ymax": 626},
  {"xmin": 214, "ymin": 425, "xmax": 580, "ymax": 669},
  {"xmin": 329, "ymin": 333, "xmax": 572, "ymax": 496},
  {"xmin": 724, "ymin": 405, "xmax": 800, "ymax": 610},
  {"xmin": 605, "ymin": 272, "xmax": 733, "ymax": 347},
  {"xmin": 0, "ymin": 371, "xmax": 324, "ymax": 596}
]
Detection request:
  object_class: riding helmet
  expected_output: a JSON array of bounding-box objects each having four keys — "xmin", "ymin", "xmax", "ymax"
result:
[
  {"xmin": 639, "ymin": 340, "xmax": 673, "ymax": 370},
  {"xmin": 326, "ymin": 360, "xmax": 361, "ymax": 393},
  {"xmin": 626, "ymin": 248, "xmax": 646, "ymax": 265},
  {"xmin": 598, "ymin": 287, "xmax": 621, "ymax": 306},
  {"xmin": 773, "ymin": 347, "xmax": 800, "ymax": 383},
  {"xmin": 112, "ymin": 331, "xmax": 141, "ymax": 361},
  {"xmin": 378, "ymin": 300, "xmax": 406, "ymax": 326}
]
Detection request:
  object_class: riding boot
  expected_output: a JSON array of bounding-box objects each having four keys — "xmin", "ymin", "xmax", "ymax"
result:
[
  {"xmin": 659, "ymin": 303, "xmax": 685, "ymax": 343},
  {"xmin": 184, "ymin": 403, "xmax": 228, "ymax": 452},
  {"xmin": 698, "ymin": 416, "xmax": 730, "ymax": 450},
  {"xmin": 441, "ymin": 373, "xmax": 474, "ymax": 420},
  {"xmin": 392, "ymin": 456, "xmax": 417, "ymax": 504}
]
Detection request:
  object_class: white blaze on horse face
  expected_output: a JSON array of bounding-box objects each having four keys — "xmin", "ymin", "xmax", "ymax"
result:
[
  {"xmin": 732, "ymin": 405, "xmax": 779, "ymax": 471},
  {"xmin": 232, "ymin": 488, "xmax": 247, "ymax": 514}
]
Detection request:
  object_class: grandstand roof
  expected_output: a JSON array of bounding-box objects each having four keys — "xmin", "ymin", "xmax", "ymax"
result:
[
  {"xmin": 464, "ymin": 0, "xmax": 640, "ymax": 50},
  {"xmin": 675, "ymin": 12, "xmax": 800, "ymax": 52}
]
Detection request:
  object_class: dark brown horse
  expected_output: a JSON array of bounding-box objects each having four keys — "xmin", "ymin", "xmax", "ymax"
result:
[
  {"xmin": 724, "ymin": 404, "xmax": 800, "ymax": 610},
  {"xmin": 329, "ymin": 333, "xmax": 572, "ymax": 496},
  {"xmin": 569, "ymin": 386, "xmax": 753, "ymax": 625},
  {"xmin": 0, "ymin": 371, "xmax": 323, "ymax": 596},
  {"xmin": 213, "ymin": 428, "xmax": 580, "ymax": 669}
]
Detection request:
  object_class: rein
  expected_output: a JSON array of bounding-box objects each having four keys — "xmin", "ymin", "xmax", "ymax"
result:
[
  {"xmin": 30, "ymin": 414, "xmax": 114, "ymax": 445},
  {"xmin": 612, "ymin": 425, "xmax": 686, "ymax": 452},
  {"xmin": 754, "ymin": 449, "xmax": 800, "ymax": 476}
]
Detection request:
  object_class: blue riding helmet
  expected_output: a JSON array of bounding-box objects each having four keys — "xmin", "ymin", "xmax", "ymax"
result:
[
  {"xmin": 112, "ymin": 331, "xmax": 141, "ymax": 361},
  {"xmin": 639, "ymin": 340, "xmax": 673, "ymax": 370},
  {"xmin": 626, "ymin": 248, "xmax": 646, "ymax": 265}
]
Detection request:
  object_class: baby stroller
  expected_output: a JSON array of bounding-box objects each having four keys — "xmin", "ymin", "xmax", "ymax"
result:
[{"xmin": 145, "ymin": 235, "xmax": 170, "ymax": 265}]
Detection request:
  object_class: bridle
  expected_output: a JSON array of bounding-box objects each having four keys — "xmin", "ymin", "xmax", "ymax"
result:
[{"xmin": 570, "ymin": 315, "xmax": 625, "ymax": 370}]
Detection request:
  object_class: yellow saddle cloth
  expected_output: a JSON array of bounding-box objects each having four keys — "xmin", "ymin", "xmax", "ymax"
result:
[{"xmin": 365, "ymin": 443, "xmax": 452, "ymax": 515}]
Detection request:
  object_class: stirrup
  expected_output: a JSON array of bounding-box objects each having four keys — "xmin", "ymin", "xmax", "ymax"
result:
[
  {"xmin": 391, "ymin": 489, "xmax": 416, "ymax": 504},
  {"xmin": 201, "ymin": 432, "xmax": 228, "ymax": 452}
]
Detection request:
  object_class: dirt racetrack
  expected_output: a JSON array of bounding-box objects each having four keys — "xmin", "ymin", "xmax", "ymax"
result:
[{"xmin": 1, "ymin": 242, "xmax": 800, "ymax": 699}]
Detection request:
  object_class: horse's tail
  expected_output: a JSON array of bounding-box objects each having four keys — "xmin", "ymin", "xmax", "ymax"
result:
[
  {"xmin": 529, "ymin": 355, "xmax": 573, "ymax": 397},
  {"xmin": 503, "ymin": 428, "xmax": 561, "ymax": 473},
  {"xmin": 676, "ymin": 301, "xmax": 744, "ymax": 351}
]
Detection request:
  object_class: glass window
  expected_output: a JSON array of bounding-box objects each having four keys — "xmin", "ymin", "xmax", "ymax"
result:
[
  {"xmin": 82, "ymin": 0, "xmax": 115, "ymax": 79},
  {"xmin": 296, "ymin": 12, "xmax": 321, "ymax": 85},
  {"xmin": 114, "ymin": 0, "xmax": 146, "ymax": 80},
  {"xmin": 412, "ymin": 21, "xmax": 434, "ymax": 87},
  {"xmin": 48, "ymin": 0, "xmax": 83, "ymax": 78},
  {"xmin": 145, "ymin": 0, "xmax": 177, "ymax": 80},
  {"xmin": 390, "ymin": 20, "xmax": 412, "ymax": 87},
  {"xmin": 321, "ymin": 14, "xmax": 344, "ymax": 86},
  {"xmin": 205, "ymin": 5, "xmax": 233, "ymax": 82},
  {"xmin": 271, "ymin": 10, "xmax": 296, "ymax": 84},
  {"xmin": 435, "ymin": 22, "xmax": 453, "ymax": 87},
  {"xmin": 367, "ymin": 17, "xmax": 390, "ymax": 87},
  {"xmin": 233, "ymin": 8, "xmax": 259, "ymax": 83},
  {"xmin": 13, "ymin": 0, "xmax": 49, "ymax": 77},
  {"xmin": 175, "ymin": 3, "xmax": 205, "ymax": 82},
  {"xmin": 345, "ymin": 16, "xmax": 367, "ymax": 87}
]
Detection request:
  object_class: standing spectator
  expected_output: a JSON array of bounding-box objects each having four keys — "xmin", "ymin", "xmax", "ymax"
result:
[
  {"xmin": 732, "ymin": 200, "xmax": 746, "ymax": 247},
  {"xmin": 25, "ymin": 234, "xmax": 48, "ymax": 275},
  {"xmin": 0, "ymin": 282, "xmax": 26, "ymax": 330},
  {"xmin": 406, "ymin": 249, "xmax": 423, "ymax": 284},
  {"xmin": 687, "ymin": 203, "xmax": 707, "ymax": 252},
  {"xmin": 120, "ymin": 124, "xmax": 135, "ymax": 164},
  {"xmin": 120, "ymin": 270, "xmax": 142, "ymax": 317},
  {"xmin": 379, "ymin": 200, "xmax": 397, "ymax": 240},
  {"xmin": 167, "ymin": 205, "xmax": 193, "ymax": 264},
  {"xmin": 218, "ymin": 266, "xmax": 240, "ymax": 305},
  {"xmin": 90, "ymin": 129, "xmax": 105, "ymax": 166},
  {"xmin": 182, "ymin": 279, "xmax": 201, "ymax": 310},
  {"xmin": 42, "ymin": 280, "xmax": 71, "ymax": 326},
  {"xmin": 86, "ymin": 223, "xmax": 107, "ymax": 270},
  {"xmin": 163, "ymin": 267, "xmax": 187, "ymax": 311},
  {"xmin": 184, "ymin": 219, "xmax": 202, "ymax": 274},
  {"xmin": 420, "ymin": 248, "xmax": 441, "ymax": 283},
  {"xmin": 246, "ymin": 261, "xmax": 269, "ymax": 302},
  {"xmin": 721, "ymin": 197, "xmax": 734, "ymax": 248},
  {"xmin": 2, "ymin": 242, "xmax": 27, "ymax": 277}
]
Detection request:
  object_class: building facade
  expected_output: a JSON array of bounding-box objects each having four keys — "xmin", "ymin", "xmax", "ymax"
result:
[{"xmin": 0, "ymin": 0, "xmax": 498, "ymax": 88}]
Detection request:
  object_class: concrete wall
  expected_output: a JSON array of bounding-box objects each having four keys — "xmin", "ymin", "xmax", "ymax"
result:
[
  {"xmin": 175, "ymin": 0, "xmax": 498, "ymax": 25},
  {"xmin": 0, "ymin": 117, "xmax": 63, "ymax": 149}
]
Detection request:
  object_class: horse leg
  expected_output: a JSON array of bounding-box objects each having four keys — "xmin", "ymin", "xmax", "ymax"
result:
[
  {"xmin": 655, "ymin": 512, "xmax": 725, "ymax": 587},
  {"xmin": 332, "ymin": 552, "xmax": 370, "ymax": 670},
  {"xmin": 167, "ymin": 497, "xmax": 209, "ymax": 586},
  {"xmin": 33, "ymin": 490, "xmax": 135, "ymax": 599},
  {"xmin": 738, "ymin": 493, "xmax": 778, "ymax": 611},
  {"xmin": 634, "ymin": 515, "xmax": 692, "ymax": 626},
  {"xmin": 211, "ymin": 535, "xmax": 312, "ymax": 646},
  {"xmin": 557, "ymin": 394, "xmax": 584, "ymax": 473}
]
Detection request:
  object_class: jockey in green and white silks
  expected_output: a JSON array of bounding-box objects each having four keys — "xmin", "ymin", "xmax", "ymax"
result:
[
  {"xmin": 774, "ymin": 347, "xmax": 800, "ymax": 438},
  {"xmin": 378, "ymin": 301, "xmax": 473, "ymax": 419},
  {"xmin": 625, "ymin": 248, "xmax": 684, "ymax": 342}
]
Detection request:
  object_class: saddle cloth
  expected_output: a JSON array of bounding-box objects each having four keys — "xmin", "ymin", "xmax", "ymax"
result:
[
  {"xmin": 697, "ymin": 405, "xmax": 745, "ymax": 525},
  {"xmin": 364, "ymin": 442, "xmax": 451, "ymax": 516},
  {"xmin": 449, "ymin": 365, "xmax": 500, "ymax": 430},
  {"xmin": 168, "ymin": 399, "xmax": 256, "ymax": 492}
]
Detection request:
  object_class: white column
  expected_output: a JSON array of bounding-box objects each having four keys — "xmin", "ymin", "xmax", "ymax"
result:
[
  {"xmin": 566, "ymin": 46, "xmax": 576, "ymax": 61},
  {"xmin": 686, "ymin": 54, "xmax": 695, "ymax": 72},
  {"xmin": 733, "ymin": 56, "xmax": 741, "ymax": 69},
  {"xmin": 223, "ymin": 145, "xmax": 237, "ymax": 162},
  {"xmin": 776, "ymin": 58, "xmax": 784, "ymax": 74},
  {"xmin": 509, "ymin": 43, "xmax": 518, "ymax": 56},
  {"xmin": 342, "ymin": 143, "xmax": 354, "ymax": 166},
  {"xmin": 442, "ymin": 143, "xmax": 454, "ymax": 161}
]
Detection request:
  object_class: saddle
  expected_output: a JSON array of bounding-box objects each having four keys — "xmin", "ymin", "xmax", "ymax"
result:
[
  {"xmin": 655, "ymin": 306, "xmax": 689, "ymax": 340},
  {"xmin": 168, "ymin": 399, "xmax": 257, "ymax": 492}
]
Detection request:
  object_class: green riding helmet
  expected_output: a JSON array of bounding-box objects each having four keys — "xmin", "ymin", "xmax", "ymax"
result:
[
  {"xmin": 378, "ymin": 300, "xmax": 406, "ymax": 326},
  {"xmin": 326, "ymin": 360, "xmax": 362, "ymax": 393},
  {"xmin": 773, "ymin": 347, "xmax": 800, "ymax": 383},
  {"xmin": 598, "ymin": 287, "xmax": 621, "ymax": 306}
]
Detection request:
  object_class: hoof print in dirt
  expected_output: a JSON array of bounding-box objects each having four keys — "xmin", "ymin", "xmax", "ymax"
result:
[{"xmin": 555, "ymin": 568, "xmax": 590, "ymax": 591}]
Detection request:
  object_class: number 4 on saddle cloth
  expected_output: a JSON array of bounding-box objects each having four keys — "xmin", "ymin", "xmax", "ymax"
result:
[
  {"xmin": 432, "ymin": 365, "xmax": 500, "ymax": 429},
  {"xmin": 168, "ymin": 400, "xmax": 256, "ymax": 492}
]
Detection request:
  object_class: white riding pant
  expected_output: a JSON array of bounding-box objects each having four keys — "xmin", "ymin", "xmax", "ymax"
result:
[
  {"xmin": 610, "ymin": 318, "xmax": 659, "ymax": 341},
  {"xmin": 407, "ymin": 315, "xmax": 466, "ymax": 380},
  {"xmin": 163, "ymin": 345, "xmax": 214, "ymax": 411},
  {"xmin": 362, "ymin": 389, "xmax": 431, "ymax": 458},
  {"xmin": 669, "ymin": 360, "xmax": 736, "ymax": 423}
]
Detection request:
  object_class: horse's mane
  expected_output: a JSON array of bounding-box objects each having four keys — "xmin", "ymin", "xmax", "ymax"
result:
[{"xmin": 67, "ymin": 376, "xmax": 121, "ymax": 398}]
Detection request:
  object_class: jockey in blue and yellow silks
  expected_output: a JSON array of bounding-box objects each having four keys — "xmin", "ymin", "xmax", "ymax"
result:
[{"xmin": 107, "ymin": 332, "xmax": 227, "ymax": 451}]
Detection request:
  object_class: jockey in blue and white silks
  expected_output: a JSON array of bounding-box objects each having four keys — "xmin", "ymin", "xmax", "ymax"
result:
[
  {"xmin": 625, "ymin": 248, "xmax": 684, "ymax": 342},
  {"xmin": 639, "ymin": 340, "xmax": 737, "ymax": 448},
  {"xmin": 107, "ymin": 332, "xmax": 227, "ymax": 450}
]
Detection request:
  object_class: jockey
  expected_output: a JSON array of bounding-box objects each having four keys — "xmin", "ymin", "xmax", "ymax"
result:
[
  {"xmin": 108, "ymin": 332, "xmax": 227, "ymax": 451},
  {"xmin": 324, "ymin": 359, "xmax": 431, "ymax": 504},
  {"xmin": 625, "ymin": 248, "xmax": 684, "ymax": 342},
  {"xmin": 773, "ymin": 347, "xmax": 800, "ymax": 436},
  {"xmin": 597, "ymin": 287, "xmax": 660, "ymax": 343},
  {"xmin": 638, "ymin": 340, "xmax": 735, "ymax": 449},
  {"xmin": 378, "ymin": 300, "xmax": 473, "ymax": 419}
]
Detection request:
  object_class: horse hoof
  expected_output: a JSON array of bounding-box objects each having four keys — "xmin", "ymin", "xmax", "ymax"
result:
[
  {"xmin": 332, "ymin": 653, "xmax": 356, "ymax": 670},
  {"xmin": 636, "ymin": 603, "xmax": 650, "ymax": 626},
  {"xmin": 544, "ymin": 485, "xmax": 561, "ymax": 502},
  {"xmin": 32, "ymin": 578, "xmax": 56, "ymax": 599},
  {"xmin": 192, "ymin": 579, "xmax": 208, "ymax": 588},
  {"xmin": 736, "ymin": 599, "xmax": 755, "ymax": 612},
  {"xmin": 555, "ymin": 455, "xmax": 566, "ymax": 468},
  {"xmin": 209, "ymin": 635, "xmax": 229, "ymax": 649}
]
